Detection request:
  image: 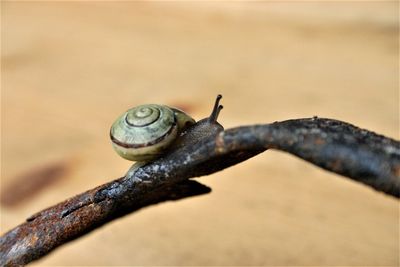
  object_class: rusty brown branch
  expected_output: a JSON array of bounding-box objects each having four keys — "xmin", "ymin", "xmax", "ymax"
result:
[{"xmin": 1, "ymin": 118, "xmax": 399, "ymax": 266}]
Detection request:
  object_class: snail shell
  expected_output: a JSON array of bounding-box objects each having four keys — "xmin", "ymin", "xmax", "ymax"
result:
[{"xmin": 110, "ymin": 104, "xmax": 195, "ymax": 161}]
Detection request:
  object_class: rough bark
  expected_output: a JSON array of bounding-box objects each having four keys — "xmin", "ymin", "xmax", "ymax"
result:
[{"xmin": 1, "ymin": 118, "xmax": 399, "ymax": 266}]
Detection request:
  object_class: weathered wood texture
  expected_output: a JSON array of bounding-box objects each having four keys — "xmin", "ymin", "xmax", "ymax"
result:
[{"xmin": 1, "ymin": 118, "xmax": 399, "ymax": 266}]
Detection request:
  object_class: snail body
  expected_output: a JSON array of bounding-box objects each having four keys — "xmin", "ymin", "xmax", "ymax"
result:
[{"xmin": 110, "ymin": 95, "xmax": 224, "ymax": 173}]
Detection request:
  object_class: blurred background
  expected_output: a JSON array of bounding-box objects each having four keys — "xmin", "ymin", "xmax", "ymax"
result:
[{"xmin": 1, "ymin": 1, "xmax": 399, "ymax": 265}]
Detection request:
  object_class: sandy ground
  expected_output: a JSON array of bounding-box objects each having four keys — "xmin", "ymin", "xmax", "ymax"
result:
[{"xmin": 1, "ymin": 2, "xmax": 399, "ymax": 266}]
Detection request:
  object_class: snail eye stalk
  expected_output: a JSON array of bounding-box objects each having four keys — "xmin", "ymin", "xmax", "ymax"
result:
[{"xmin": 209, "ymin": 94, "xmax": 223, "ymax": 122}]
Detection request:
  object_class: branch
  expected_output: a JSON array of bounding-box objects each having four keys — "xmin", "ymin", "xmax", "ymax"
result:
[{"xmin": 1, "ymin": 118, "xmax": 399, "ymax": 266}]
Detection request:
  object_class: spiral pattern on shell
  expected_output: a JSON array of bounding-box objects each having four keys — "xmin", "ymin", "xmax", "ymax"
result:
[
  {"xmin": 125, "ymin": 105, "xmax": 160, "ymax": 127},
  {"xmin": 110, "ymin": 104, "xmax": 179, "ymax": 161}
]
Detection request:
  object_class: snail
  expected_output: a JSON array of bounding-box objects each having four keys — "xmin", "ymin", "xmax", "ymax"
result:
[{"xmin": 110, "ymin": 95, "xmax": 224, "ymax": 176}]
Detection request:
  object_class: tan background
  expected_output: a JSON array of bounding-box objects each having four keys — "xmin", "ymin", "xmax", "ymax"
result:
[{"xmin": 1, "ymin": 1, "xmax": 399, "ymax": 266}]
